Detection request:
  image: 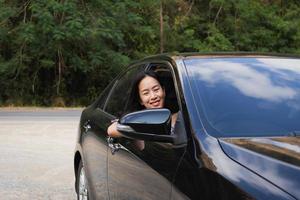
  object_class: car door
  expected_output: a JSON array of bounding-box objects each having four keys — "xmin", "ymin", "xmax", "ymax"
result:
[
  {"xmin": 104, "ymin": 62, "xmax": 188, "ymax": 199},
  {"xmin": 80, "ymin": 81, "xmax": 115, "ymax": 200}
]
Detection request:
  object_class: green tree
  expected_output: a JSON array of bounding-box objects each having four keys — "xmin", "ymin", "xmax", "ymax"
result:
[{"xmin": 0, "ymin": 0, "xmax": 299, "ymax": 106}]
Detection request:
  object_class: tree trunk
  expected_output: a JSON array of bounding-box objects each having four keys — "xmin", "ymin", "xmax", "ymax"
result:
[{"xmin": 160, "ymin": 1, "xmax": 164, "ymax": 53}]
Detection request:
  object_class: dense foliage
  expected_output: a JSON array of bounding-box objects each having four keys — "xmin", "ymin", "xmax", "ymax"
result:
[{"xmin": 1, "ymin": 0, "xmax": 300, "ymax": 106}]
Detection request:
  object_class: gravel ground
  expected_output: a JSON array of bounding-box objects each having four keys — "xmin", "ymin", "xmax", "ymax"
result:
[{"xmin": 0, "ymin": 108, "xmax": 83, "ymax": 200}]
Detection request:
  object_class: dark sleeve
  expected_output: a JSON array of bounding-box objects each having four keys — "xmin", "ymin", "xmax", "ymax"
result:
[{"xmin": 173, "ymin": 111, "xmax": 187, "ymax": 145}]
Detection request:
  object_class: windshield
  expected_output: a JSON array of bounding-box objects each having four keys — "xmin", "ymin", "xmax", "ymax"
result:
[{"xmin": 184, "ymin": 57, "xmax": 300, "ymax": 137}]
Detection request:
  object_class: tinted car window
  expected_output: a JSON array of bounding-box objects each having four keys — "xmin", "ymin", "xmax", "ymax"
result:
[
  {"xmin": 185, "ymin": 57, "xmax": 300, "ymax": 137},
  {"xmin": 96, "ymin": 81, "xmax": 115, "ymax": 109},
  {"xmin": 104, "ymin": 65, "xmax": 144, "ymax": 117}
]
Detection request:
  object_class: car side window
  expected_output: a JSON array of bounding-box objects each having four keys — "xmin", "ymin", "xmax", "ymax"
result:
[
  {"xmin": 104, "ymin": 65, "xmax": 145, "ymax": 117},
  {"xmin": 96, "ymin": 81, "xmax": 115, "ymax": 109}
]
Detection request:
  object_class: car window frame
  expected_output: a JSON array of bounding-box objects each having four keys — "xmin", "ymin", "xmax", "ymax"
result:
[
  {"xmin": 95, "ymin": 79, "xmax": 116, "ymax": 109},
  {"xmin": 103, "ymin": 63, "xmax": 147, "ymax": 117}
]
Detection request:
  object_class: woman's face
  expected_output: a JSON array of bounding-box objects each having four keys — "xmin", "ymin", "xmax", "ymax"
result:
[{"xmin": 138, "ymin": 76, "xmax": 165, "ymax": 109}]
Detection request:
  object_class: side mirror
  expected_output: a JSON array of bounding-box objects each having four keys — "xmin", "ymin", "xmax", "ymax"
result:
[{"xmin": 117, "ymin": 108, "xmax": 175, "ymax": 143}]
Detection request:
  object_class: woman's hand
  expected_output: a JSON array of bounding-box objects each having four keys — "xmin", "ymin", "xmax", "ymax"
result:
[{"xmin": 107, "ymin": 121, "xmax": 122, "ymax": 137}]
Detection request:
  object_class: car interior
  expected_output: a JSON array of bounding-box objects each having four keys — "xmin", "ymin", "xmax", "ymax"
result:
[{"xmin": 148, "ymin": 64, "xmax": 179, "ymax": 114}]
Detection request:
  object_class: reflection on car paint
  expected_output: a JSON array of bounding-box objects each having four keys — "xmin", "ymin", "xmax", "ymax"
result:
[{"xmin": 220, "ymin": 138, "xmax": 300, "ymax": 199}]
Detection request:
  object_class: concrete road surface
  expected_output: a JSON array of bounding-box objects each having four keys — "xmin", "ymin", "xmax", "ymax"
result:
[{"xmin": 0, "ymin": 108, "xmax": 83, "ymax": 200}]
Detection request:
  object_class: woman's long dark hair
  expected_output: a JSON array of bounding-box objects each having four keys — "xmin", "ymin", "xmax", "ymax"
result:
[{"xmin": 127, "ymin": 70, "xmax": 164, "ymax": 112}]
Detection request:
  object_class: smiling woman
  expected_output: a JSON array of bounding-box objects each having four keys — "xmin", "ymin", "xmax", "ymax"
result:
[
  {"xmin": 107, "ymin": 70, "xmax": 178, "ymax": 138},
  {"xmin": 138, "ymin": 76, "xmax": 166, "ymax": 109}
]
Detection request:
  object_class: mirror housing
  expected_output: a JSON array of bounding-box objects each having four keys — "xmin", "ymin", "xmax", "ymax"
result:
[{"xmin": 117, "ymin": 109, "xmax": 175, "ymax": 143}]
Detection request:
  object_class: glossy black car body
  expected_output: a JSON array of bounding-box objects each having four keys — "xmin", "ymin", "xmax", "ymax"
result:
[{"xmin": 74, "ymin": 53, "xmax": 300, "ymax": 200}]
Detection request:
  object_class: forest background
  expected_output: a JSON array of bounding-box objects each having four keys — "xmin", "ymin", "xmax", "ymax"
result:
[{"xmin": 1, "ymin": 0, "xmax": 300, "ymax": 106}]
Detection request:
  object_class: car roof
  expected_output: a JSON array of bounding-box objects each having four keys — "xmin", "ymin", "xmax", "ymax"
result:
[
  {"xmin": 137, "ymin": 52, "xmax": 300, "ymax": 63},
  {"xmin": 125, "ymin": 52, "xmax": 300, "ymax": 73}
]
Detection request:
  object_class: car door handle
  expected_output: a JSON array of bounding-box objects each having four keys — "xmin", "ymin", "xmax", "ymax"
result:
[
  {"xmin": 83, "ymin": 121, "xmax": 91, "ymax": 133},
  {"xmin": 107, "ymin": 137, "xmax": 124, "ymax": 155}
]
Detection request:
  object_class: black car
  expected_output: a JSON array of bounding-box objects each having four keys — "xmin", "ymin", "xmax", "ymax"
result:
[{"xmin": 74, "ymin": 53, "xmax": 300, "ymax": 200}]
